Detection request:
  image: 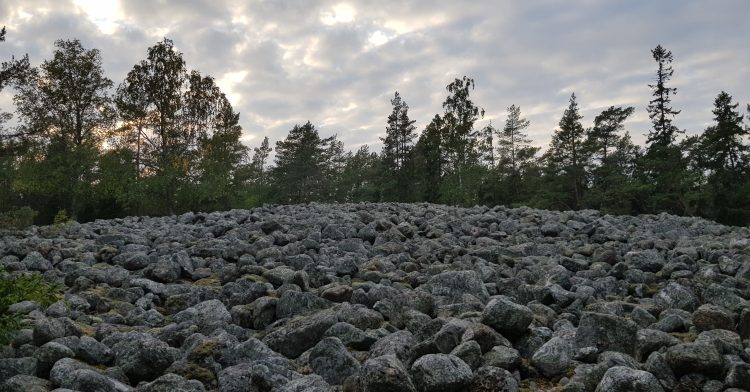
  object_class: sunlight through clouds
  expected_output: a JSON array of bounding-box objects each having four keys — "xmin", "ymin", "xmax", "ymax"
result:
[
  {"xmin": 72, "ymin": 0, "xmax": 122, "ymax": 34},
  {"xmin": 320, "ymin": 3, "xmax": 356, "ymax": 25}
]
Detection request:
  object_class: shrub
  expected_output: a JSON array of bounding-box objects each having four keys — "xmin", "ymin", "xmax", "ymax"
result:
[
  {"xmin": 0, "ymin": 207, "xmax": 37, "ymax": 230},
  {"xmin": 0, "ymin": 267, "xmax": 62, "ymax": 344},
  {"xmin": 53, "ymin": 209, "xmax": 71, "ymax": 226}
]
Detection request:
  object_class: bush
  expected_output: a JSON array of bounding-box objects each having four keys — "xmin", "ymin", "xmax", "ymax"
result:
[
  {"xmin": 53, "ymin": 209, "xmax": 71, "ymax": 226},
  {"xmin": 0, "ymin": 267, "xmax": 62, "ymax": 344},
  {"xmin": 0, "ymin": 207, "xmax": 37, "ymax": 230}
]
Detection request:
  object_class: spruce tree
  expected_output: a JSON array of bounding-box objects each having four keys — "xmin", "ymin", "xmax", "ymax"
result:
[
  {"xmin": 380, "ymin": 91, "xmax": 416, "ymax": 201},
  {"xmin": 272, "ymin": 122, "xmax": 333, "ymax": 203},
  {"xmin": 642, "ymin": 45, "xmax": 690, "ymax": 215},
  {"xmin": 696, "ymin": 92, "xmax": 749, "ymax": 223},
  {"xmin": 647, "ymin": 45, "xmax": 682, "ymax": 147}
]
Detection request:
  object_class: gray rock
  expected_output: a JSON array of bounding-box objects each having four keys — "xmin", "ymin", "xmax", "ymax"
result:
[
  {"xmin": 694, "ymin": 329, "xmax": 743, "ymax": 355},
  {"xmin": 410, "ymin": 354, "xmax": 473, "ymax": 392},
  {"xmin": 482, "ymin": 345, "xmax": 521, "ymax": 370},
  {"xmin": 0, "ymin": 357, "xmax": 37, "ymax": 382},
  {"xmin": 725, "ymin": 362, "xmax": 750, "ymax": 389},
  {"xmin": 323, "ymin": 322, "xmax": 376, "ymax": 350},
  {"xmin": 635, "ymin": 329, "xmax": 680, "ymax": 361},
  {"xmin": 653, "ymin": 282, "xmax": 699, "ymax": 311},
  {"xmin": 309, "ymin": 337, "xmax": 361, "ymax": 385},
  {"xmin": 703, "ymin": 283, "xmax": 748, "ymax": 312},
  {"xmin": 173, "ymin": 299, "xmax": 231, "ymax": 334},
  {"xmin": 450, "ymin": 340, "xmax": 483, "ymax": 370},
  {"xmin": 33, "ymin": 317, "xmax": 79, "ymax": 346},
  {"xmin": 469, "ymin": 366, "xmax": 519, "ymax": 392},
  {"xmin": 575, "ymin": 312, "xmax": 638, "ymax": 356},
  {"xmin": 23, "ymin": 251, "xmax": 53, "ymax": 272},
  {"xmin": 692, "ymin": 304, "xmax": 735, "ymax": 331},
  {"xmin": 434, "ymin": 319, "xmax": 469, "ymax": 354},
  {"xmin": 481, "ymin": 296, "xmax": 533, "ymax": 337},
  {"xmin": 34, "ymin": 341, "xmax": 75, "ymax": 378},
  {"xmin": 77, "ymin": 336, "xmax": 114, "ymax": 366},
  {"xmin": 277, "ymin": 374, "xmax": 333, "ymax": 392},
  {"xmin": 112, "ymin": 252, "xmax": 150, "ymax": 270},
  {"xmin": 1, "ymin": 374, "xmax": 52, "ymax": 392},
  {"xmin": 64, "ymin": 369, "xmax": 128, "ymax": 392},
  {"xmin": 358, "ymin": 354, "xmax": 416, "ymax": 392},
  {"xmin": 135, "ymin": 373, "xmax": 205, "ymax": 392},
  {"xmin": 369, "ymin": 330, "xmax": 417, "ymax": 363},
  {"xmin": 276, "ymin": 290, "xmax": 332, "ymax": 319},
  {"xmin": 263, "ymin": 310, "xmax": 338, "ymax": 358},
  {"xmin": 664, "ymin": 343, "xmax": 724, "ymax": 378},
  {"xmin": 594, "ymin": 366, "xmax": 665, "ymax": 392},
  {"xmin": 425, "ymin": 271, "xmax": 490, "ymax": 304},
  {"xmin": 49, "ymin": 358, "xmax": 96, "ymax": 389},
  {"xmin": 531, "ymin": 336, "xmax": 573, "ymax": 377},
  {"xmin": 111, "ymin": 332, "xmax": 178, "ymax": 383}
]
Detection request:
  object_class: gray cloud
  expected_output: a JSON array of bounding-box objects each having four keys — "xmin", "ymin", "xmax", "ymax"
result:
[{"xmin": 1, "ymin": 0, "xmax": 749, "ymax": 153}]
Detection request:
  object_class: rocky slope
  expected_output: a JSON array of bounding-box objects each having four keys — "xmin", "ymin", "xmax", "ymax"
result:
[{"xmin": 1, "ymin": 203, "xmax": 749, "ymax": 392}]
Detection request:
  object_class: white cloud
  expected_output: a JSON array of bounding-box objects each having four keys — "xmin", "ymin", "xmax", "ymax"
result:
[
  {"xmin": 320, "ymin": 3, "xmax": 356, "ymax": 26},
  {"xmin": 72, "ymin": 0, "xmax": 122, "ymax": 34},
  {"xmin": 1, "ymin": 0, "xmax": 749, "ymax": 153}
]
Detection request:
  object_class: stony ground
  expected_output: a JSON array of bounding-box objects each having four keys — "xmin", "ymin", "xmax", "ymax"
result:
[{"xmin": 1, "ymin": 203, "xmax": 749, "ymax": 392}]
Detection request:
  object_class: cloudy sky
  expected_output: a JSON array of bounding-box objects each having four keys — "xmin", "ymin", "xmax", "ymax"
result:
[{"xmin": 1, "ymin": 0, "xmax": 749, "ymax": 151}]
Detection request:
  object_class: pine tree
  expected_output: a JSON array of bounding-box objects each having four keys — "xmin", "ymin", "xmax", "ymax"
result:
[
  {"xmin": 495, "ymin": 105, "xmax": 538, "ymax": 203},
  {"xmin": 543, "ymin": 93, "xmax": 587, "ymax": 209}
]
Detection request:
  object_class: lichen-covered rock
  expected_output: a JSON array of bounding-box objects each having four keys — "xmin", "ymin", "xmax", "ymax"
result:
[
  {"xmin": 173, "ymin": 299, "xmax": 231, "ymax": 334},
  {"xmin": 531, "ymin": 336, "xmax": 573, "ymax": 377},
  {"xmin": 410, "ymin": 354, "xmax": 472, "ymax": 392},
  {"xmin": 469, "ymin": 366, "xmax": 519, "ymax": 392},
  {"xmin": 1, "ymin": 203, "xmax": 747, "ymax": 390},
  {"xmin": 0, "ymin": 374, "xmax": 52, "ymax": 392},
  {"xmin": 575, "ymin": 312, "xmax": 638, "ymax": 356},
  {"xmin": 358, "ymin": 354, "xmax": 416, "ymax": 392},
  {"xmin": 262, "ymin": 310, "xmax": 338, "ymax": 358},
  {"xmin": 0, "ymin": 357, "xmax": 37, "ymax": 383},
  {"xmin": 309, "ymin": 337, "xmax": 360, "ymax": 385},
  {"xmin": 594, "ymin": 366, "xmax": 665, "ymax": 392},
  {"xmin": 110, "ymin": 332, "xmax": 178, "ymax": 383},
  {"xmin": 665, "ymin": 343, "xmax": 724, "ymax": 378},
  {"xmin": 135, "ymin": 373, "xmax": 206, "ymax": 392},
  {"xmin": 481, "ymin": 296, "xmax": 533, "ymax": 337}
]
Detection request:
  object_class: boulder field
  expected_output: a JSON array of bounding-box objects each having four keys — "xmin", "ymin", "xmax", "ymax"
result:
[{"xmin": 1, "ymin": 203, "xmax": 749, "ymax": 391}]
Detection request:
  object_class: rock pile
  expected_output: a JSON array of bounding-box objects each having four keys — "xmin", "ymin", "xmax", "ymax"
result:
[{"xmin": 1, "ymin": 203, "xmax": 749, "ymax": 391}]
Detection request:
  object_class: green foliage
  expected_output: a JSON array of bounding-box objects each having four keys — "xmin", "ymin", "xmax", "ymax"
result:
[
  {"xmin": 379, "ymin": 91, "xmax": 417, "ymax": 201},
  {"xmin": 2, "ymin": 34, "xmax": 750, "ymax": 227},
  {"xmin": 271, "ymin": 122, "xmax": 334, "ymax": 204},
  {"xmin": 0, "ymin": 267, "xmax": 62, "ymax": 345},
  {"xmin": 0, "ymin": 207, "xmax": 37, "ymax": 230},
  {"xmin": 53, "ymin": 209, "xmax": 71, "ymax": 226}
]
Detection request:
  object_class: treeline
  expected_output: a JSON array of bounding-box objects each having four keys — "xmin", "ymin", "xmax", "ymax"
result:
[{"xmin": 1, "ymin": 28, "xmax": 750, "ymax": 226}]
